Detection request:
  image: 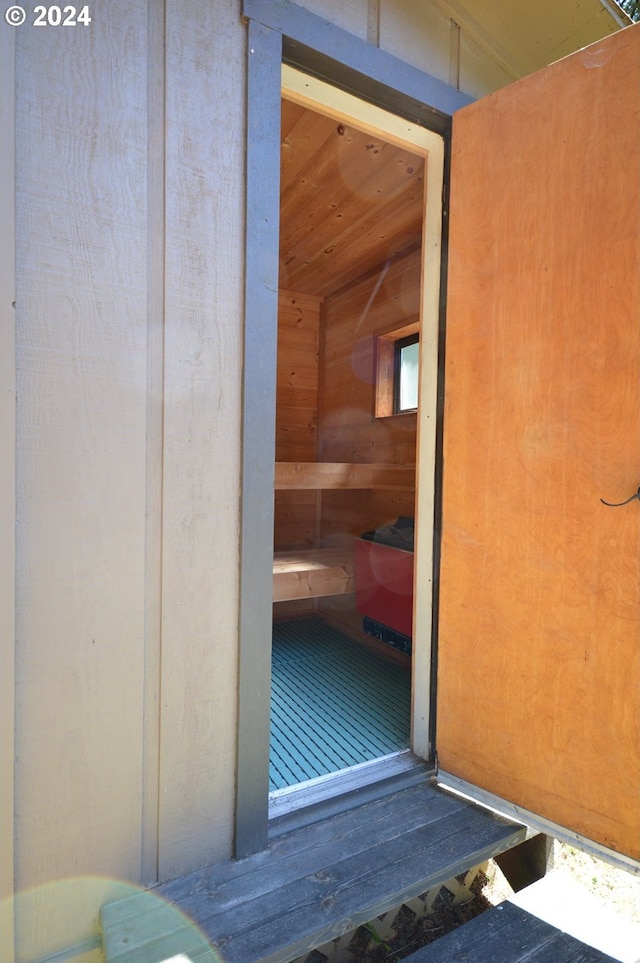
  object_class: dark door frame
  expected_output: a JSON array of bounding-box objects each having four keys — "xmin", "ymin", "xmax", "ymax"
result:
[{"xmin": 237, "ymin": 0, "xmax": 470, "ymax": 859}]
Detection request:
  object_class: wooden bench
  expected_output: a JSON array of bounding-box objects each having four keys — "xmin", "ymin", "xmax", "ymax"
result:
[
  {"xmin": 273, "ymin": 462, "xmax": 414, "ymax": 603},
  {"xmin": 274, "ymin": 461, "xmax": 415, "ymax": 491},
  {"xmin": 273, "ymin": 546, "xmax": 355, "ymax": 602}
]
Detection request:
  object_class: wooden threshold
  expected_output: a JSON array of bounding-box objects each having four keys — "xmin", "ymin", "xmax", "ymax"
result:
[
  {"xmin": 268, "ymin": 750, "xmax": 429, "ymax": 828},
  {"xmin": 101, "ymin": 779, "xmax": 527, "ymax": 963}
]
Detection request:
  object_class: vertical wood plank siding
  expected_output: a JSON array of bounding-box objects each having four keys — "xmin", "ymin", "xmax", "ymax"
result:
[
  {"xmin": 0, "ymin": 20, "xmax": 16, "ymax": 963},
  {"xmin": 14, "ymin": 3, "xmax": 149, "ymax": 958},
  {"xmin": 141, "ymin": 0, "xmax": 166, "ymax": 888},
  {"xmin": 12, "ymin": 0, "xmax": 247, "ymax": 956},
  {"xmin": 159, "ymin": 0, "xmax": 246, "ymax": 878}
]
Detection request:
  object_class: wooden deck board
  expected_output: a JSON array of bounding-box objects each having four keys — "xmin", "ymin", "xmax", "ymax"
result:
[
  {"xmin": 404, "ymin": 900, "xmax": 618, "ymax": 962},
  {"xmin": 101, "ymin": 780, "xmax": 527, "ymax": 963},
  {"xmin": 183, "ymin": 801, "xmax": 500, "ymax": 933},
  {"xmin": 209, "ymin": 810, "xmax": 525, "ymax": 962},
  {"xmin": 159, "ymin": 783, "xmax": 464, "ymax": 913}
]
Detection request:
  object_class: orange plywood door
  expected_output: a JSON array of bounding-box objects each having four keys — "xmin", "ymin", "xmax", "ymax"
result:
[{"xmin": 438, "ymin": 24, "xmax": 640, "ymax": 861}]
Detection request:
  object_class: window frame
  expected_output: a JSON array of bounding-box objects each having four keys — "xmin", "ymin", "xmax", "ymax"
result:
[
  {"xmin": 394, "ymin": 332, "xmax": 420, "ymax": 414},
  {"xmin": 375, "ymin": 320, "xmax": 420, "ymax": 419}
]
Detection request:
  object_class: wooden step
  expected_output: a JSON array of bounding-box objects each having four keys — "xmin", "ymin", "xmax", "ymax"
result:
[
  {"xmin": 403, "ymin": 898, "xmax": 618, "ymax": 962},
  {"xmin": 101, "ymin": 779, "xmax": 527, "ymax": 963}
]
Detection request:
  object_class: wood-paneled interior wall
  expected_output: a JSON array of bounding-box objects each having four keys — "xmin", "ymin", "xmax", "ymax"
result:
[
  {"xmin": 318, "ymin": 251, "xmax": 419, "ymax": 545},
  {"xmin": 275, "ymin": 290, "xmax": 321, "ymax": 550}
]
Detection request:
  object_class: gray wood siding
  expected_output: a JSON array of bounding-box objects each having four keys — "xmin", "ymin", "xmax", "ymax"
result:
[
  {"xmin": 284, "ymin": 0, "xmax": 514, "ymax": 96},
  {"xmin": 16, "ymin": 0, "xmax": 147, "ymax": 887},
  {"xmin": 0, "ymin": 19, "xmax": 16, "ymax": 963},
  {"xmin": 12, "ymin": 0, "xmax": 245, "ymax": 957},
  {"xmin": 15, "ymin": 11, "xmax": 149, "ymax": 963},
  {"xmin": 378, "ymin": 0, "xmax": 514, "ymax": 95},
  {"xmin": 158, "ymin": 0, "xmax": 244, "ymax": 882}
]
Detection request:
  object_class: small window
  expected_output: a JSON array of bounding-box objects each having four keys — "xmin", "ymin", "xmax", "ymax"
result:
[
  {"xmin": 375, "ymin": 321, "xmax": 420, "ymax": 418},
  {"xmin": 394, "ymin": 334, "xmax": 419, "ymax": 413}
]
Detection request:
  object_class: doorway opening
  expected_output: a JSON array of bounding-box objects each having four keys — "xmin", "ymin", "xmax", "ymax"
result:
[{"xmin": 269, "ymin": 69, "xmax": 444, "ymax": 800}]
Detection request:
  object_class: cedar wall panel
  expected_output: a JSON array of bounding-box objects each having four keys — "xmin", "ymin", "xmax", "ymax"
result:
[
  {"xmin": 275, "ymin": 290, "xmax": 321, "ymax": 550},
  {"xmin": 319, "ymin": 252, "xmax": 419, "ymax": 544}
]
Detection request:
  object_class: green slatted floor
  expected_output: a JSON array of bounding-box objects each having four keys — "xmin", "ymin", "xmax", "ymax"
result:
[{"xmin": 270, "ymin": 618, "xmax": 411, "ymax": 791}]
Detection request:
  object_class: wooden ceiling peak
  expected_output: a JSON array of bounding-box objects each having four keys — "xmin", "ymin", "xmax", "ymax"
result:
[{"xmin": 280, "ymin": 98, "xmax": 425, "ymax": 300}]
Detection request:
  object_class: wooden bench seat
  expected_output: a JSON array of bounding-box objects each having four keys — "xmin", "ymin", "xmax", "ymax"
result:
[
  {"xmin": 273, "ymin": 546, "xmax": 355, "ymax": 602},
  {"xmin": 274, "ymin": 461, "xmax": 415, "ymax": 491}
]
